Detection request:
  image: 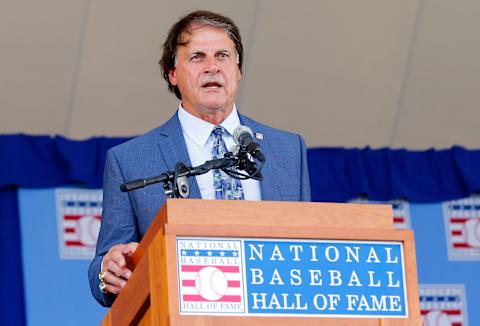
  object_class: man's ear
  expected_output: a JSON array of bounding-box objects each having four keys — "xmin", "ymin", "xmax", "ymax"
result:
[{"xmin": 168, "ymin": 69, "xmax": 178, "ymax": 86}]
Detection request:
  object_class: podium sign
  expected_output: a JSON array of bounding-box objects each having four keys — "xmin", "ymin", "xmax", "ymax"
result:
[
  {"xmin": 101, "ymin": 199, "xmax": 421, "ymax": 325},
  {"xmin": 177, "ymin": 237, "xmax": 407, "ymax": 318}
]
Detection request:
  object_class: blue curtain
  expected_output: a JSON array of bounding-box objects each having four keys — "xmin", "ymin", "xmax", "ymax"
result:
[
  {"xmin": 308, "ymin": 146, "xmax": 480, "ymax": 202},
  {"xmin": 0, "ymin": 188, "xmax": 25, "ymax": 326},
  {"xmin": 1, "ymin": 134, "xmax": 480, "ymax": 325}
]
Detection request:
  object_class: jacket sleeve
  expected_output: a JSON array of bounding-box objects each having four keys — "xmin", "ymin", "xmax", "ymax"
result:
[{"xmin": 88, "ymin": 149, "xmax": 140, "ymax": 307}]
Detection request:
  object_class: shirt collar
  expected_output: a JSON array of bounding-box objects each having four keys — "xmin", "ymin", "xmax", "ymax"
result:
[{"xmin": 177, "ymin": 103, "xmax": 241, "ymax": 148}]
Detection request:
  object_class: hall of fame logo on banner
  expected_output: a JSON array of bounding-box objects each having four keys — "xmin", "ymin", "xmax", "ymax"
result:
[
  {"xmin": 443, "ymin": 196, "xmax": 480, "ymax": 261},
  {"xmin": 177, "ymin": 237, "xmax": 408, "ymax": 317},
  {"xmin": 420, "ymin": 284, "xmax": 468, "ymax": 326},
  {"xmin": 351, "ymin": 198, "xmax": 411, "ymax": 229},
  {"xmin": 177, "ymin": 239, "xmax": 245, "ymax": 314},
  {"xmin": 55, "ymin": 188, "xmax": 102, "ymax": 260}
]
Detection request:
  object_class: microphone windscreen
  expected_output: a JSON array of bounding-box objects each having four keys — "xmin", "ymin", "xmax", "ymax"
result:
[{"xmin": 233, "ymin": 125, "xmax": 253, "ymax": 145}]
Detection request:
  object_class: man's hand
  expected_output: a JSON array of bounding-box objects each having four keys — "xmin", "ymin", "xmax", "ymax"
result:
[{"xmin": 99, "ymin": 242, "xmax": 139, "ymax": 295}]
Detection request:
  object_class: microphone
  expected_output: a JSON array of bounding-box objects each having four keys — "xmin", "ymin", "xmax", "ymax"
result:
[
  {"xmin": 233, "ymin": 126, "xmax": 265, "ymax": 162},
  {"xmin": 233, "ymin": 126, "xmax": 256, "ymax": 150}
]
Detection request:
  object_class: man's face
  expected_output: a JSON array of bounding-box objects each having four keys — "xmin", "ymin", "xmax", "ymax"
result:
[{"xmin": 168, "ymin": 25, "xmax": 241, "ymax": 118}]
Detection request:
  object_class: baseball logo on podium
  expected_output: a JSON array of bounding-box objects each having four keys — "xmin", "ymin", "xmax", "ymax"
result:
[{"xmin": 177, "ymin": 239, "xmax": 245, "ymax": 313}]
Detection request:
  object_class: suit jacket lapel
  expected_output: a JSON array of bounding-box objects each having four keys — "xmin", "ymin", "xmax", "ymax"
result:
[
  {"xmin": 240, "ymin": 114, "xmax": 281, "ymax": 201},
  {"xmin": 155, "ymin": 113, "xmax": 202, "ymax": 199}
]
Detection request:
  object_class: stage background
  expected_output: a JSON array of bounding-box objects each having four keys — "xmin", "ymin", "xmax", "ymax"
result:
[
  {"xmin": 1, "ymin": 135, "xmax": 480, "ymax": 325},
  {"xmin": 3, "ymin": 1, "xmax": 480, "ymax": 324}
]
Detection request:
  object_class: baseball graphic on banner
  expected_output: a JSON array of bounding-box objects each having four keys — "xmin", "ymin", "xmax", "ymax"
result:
[
  {"xmin": 464, "ymin": 218, "xmax": 480, "ymax": 248},
  {"xmin": 424, "ymin": 310, "xmax": 450, "ymax": 326},
  {"xmin": 195, "ymin": 266, "xmax": 228, "ymax": 301},
  {"xmin": 78, "ymin": 215, "xmax": 101, "ymax": 247}
]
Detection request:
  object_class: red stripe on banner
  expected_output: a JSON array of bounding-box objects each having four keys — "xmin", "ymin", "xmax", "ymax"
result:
[
  {"xmin": 63, "ymin": 215, "xmax": 81, "ymax": 221},
  {"xmin": 453, "ymin": 243, "xmax": 471, "ymax": 248},
  {"xmin": 65, "ymin": 241, "xmax": 83, "ymax": 246},
  {"xmin": 181, "ymin": 265, "xmax": 240, "ymax": 273},
  {"xmin": 443, "ymin": 309, "xmax": 461, "ymax": 315},
  {"xmin": 450, "ymin": 218, "xmax": 468, "ymax": 223},
  {"xmin": 182, "ymin": 280, "xmax": 195, "ymax": 287},
  {"xmin": 183, "ymin": 295, "xmax": 241, "ymax": 302},
  {"xmin": 64, "ymin": 227, "xmax": 76, "ymax": 233},
  {"xmin": 422, "ymin": 309, "xmax": 462, "ymax": 315},
  {"xmin": 451, "ymin": 230, "xmax": 462, "ymax": 236},
  {"xmin": 452, "ymin": 323, "xmax": 462, "ymax": 326},
  {"xmin": 393, "ymin": 217, "xmax": 404, "ymax": 223},
  {"xmin": 228, "ymin": 280, "xmax": 241, "ymax": 287}
]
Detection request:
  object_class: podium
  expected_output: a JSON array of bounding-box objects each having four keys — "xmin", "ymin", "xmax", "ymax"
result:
[{"xmin": 101, "ymin": 199, "xmax": 421, "ymax": 325}]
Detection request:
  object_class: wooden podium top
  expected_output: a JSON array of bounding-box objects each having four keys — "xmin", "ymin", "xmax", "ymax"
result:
[{"xmin": 164, "ymin": 198, "xmax": 393, "ymax": 228}]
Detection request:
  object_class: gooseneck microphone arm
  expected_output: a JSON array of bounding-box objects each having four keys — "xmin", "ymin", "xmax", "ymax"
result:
[{"xmin": 120, "ymin": 158, "xmax": 236, "ymax": 193}]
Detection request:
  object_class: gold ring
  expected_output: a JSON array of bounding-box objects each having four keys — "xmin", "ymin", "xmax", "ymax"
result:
[
  {"xmin": 99, "ymin": 281, "xmax": 108, "ymax": 294},
  {"xmin": 98, "ymin": 271, "xmax": 107, "ymax": 283}
]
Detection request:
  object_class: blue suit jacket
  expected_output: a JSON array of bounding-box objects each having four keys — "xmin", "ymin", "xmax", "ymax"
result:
[{"xmin": 88, "ymin": 112, "xmax": 311, "ymax": 306}]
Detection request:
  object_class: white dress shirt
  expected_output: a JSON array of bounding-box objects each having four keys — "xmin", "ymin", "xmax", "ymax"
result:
[{"xmin": 177, "ymin": 104, "xmax": 261, "ymax": 200}]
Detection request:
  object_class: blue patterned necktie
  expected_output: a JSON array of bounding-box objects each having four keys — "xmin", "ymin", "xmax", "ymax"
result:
[{"xmin": 212, "ymin": 126, "xmax": 244, "ymax": 200}]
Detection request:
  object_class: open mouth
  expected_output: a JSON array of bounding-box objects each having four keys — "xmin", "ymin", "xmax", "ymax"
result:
[{"xmin": 202, "ymin": 82, "xmax": 222, "ymax": 89}]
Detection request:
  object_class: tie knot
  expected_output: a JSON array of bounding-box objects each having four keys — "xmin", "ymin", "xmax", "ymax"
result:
[{"xmin": 212, "ymin": 126, "xmax": 224, "ymax": 138}]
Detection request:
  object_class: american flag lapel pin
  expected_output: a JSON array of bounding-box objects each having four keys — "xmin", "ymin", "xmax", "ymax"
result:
[{"xmin": 255, "ymin": 132, "xmax": 263, "ymax": 140}]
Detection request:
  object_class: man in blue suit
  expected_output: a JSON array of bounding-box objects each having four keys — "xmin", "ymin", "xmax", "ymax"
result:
[{"xmin": 89, "ymin": 10, "xmax": 310, "ymax": 306}]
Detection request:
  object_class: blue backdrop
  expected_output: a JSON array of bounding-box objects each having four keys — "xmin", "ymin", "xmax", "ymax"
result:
[
  {"xmin": 1, "ymin": 134, "xmax": 480, "ymax": 325},
  {"xmin": 18, "ymin": 188, "xmax": 107, "ymax": 325}
]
